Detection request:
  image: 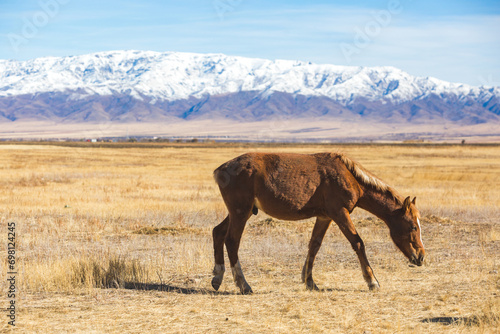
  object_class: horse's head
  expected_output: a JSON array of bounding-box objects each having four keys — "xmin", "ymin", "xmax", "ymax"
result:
[{"xmin": 389, "ymin": 196, "xmax": 425, "ymax": 266}]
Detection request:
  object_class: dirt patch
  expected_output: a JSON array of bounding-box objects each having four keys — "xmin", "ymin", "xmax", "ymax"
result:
[{"xmin": 133, "ymin": 226, "xmax": 203, "ymax": 235}]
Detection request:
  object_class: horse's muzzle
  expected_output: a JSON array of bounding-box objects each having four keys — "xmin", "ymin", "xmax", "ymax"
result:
[{"xmin": 410, "ymin": 254, "xmax": 425, "ymax": 266}]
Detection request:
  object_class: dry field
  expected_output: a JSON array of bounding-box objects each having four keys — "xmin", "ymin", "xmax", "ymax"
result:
[{"xmin": 0, "ymin": 142, "xmax": 499, "ymax": 333}]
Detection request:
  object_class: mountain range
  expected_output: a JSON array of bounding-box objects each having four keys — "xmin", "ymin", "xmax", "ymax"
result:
[{"xmin": 0, "ymin": 50, "xmax": 499, "ymax": 140}]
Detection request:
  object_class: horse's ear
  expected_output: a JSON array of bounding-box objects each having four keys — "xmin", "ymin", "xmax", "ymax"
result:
[
  {"xmin": 412, "ymin": 197, "xmax": 416, "ymax": 205},
  {"xmin": 403, "ymin": 196, "xmax": 411, "ymax": 212}
]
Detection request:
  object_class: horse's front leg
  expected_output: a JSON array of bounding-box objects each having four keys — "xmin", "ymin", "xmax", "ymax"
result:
[
  {"xmin": 302, "ymin": 216, "xmax": 332, "ymax": 290},
  {"xmin": 330, "ymin": 208, "xmax": 380, "ymax": 290}
]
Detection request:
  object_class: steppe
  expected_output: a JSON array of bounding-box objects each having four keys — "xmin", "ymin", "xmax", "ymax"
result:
[{"xmin": 0, "ymin": 142, "xmax": 498, "ymax": 333}]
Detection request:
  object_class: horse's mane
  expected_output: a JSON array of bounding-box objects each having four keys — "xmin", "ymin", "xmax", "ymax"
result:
[{"xmin": 337, "ymin": 154, "xmax": 401, "ymax": 204}]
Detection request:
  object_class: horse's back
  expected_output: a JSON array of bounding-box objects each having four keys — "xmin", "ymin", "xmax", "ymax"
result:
[
  {"xmin": 214, "ymin": 152, "xmax": 334, "ymax": 183},
  {"xmin": 214, "ymin": 153, "xmax": 349, "ymax": 218}
]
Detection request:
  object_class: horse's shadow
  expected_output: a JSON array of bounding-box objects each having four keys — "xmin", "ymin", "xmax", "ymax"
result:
[
  {"xmin": 123, "ymin": 282, "xmax": 372, "ymax": 295},
  {"xmin": 123, "ymin": 282, "xmax": 234, "ymax": 295},
  {"xmin": 123, "ymin": 282, "xmax": 371, "ymax": 295}
]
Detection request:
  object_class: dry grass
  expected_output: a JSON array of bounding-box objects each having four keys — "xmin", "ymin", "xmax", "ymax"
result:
[{"xmin": 0, "ymin": 143, "xmax": 499, "ymax": 333}]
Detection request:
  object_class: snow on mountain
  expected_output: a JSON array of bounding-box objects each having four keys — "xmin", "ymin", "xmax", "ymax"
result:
[
  {"xmin": 0, "ymin": 50, "xmax": 497, "ymax": 104},
  {"xmin": 0, "ymin": 50, "xmax": 499, "ymax": 125}
]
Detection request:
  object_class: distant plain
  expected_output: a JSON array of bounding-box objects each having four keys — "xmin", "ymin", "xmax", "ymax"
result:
[{"xmin": 1, "ymin": 120, "xmax": 500, "ymax": 143}]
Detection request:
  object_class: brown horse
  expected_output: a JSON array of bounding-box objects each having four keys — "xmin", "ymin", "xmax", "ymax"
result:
[{"xmin": 212, "ymin": 152, "xmax": 425, "ymax": 294}]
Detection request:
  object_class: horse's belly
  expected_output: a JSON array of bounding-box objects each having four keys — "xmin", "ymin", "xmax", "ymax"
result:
[{"xmin": 254, "ymin": 195, "xmax": 323, "ymax": 221}]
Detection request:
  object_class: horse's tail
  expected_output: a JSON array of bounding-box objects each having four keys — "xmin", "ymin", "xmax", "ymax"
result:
[{"xmin": 213, "ymin": 158, "xmax": 258, "ymax": 215}]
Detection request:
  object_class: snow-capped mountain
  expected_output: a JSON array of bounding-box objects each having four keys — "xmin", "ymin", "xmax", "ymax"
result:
[{"xmin": 0, "ymin": 50, "xmax": 499, "ymax": 124}]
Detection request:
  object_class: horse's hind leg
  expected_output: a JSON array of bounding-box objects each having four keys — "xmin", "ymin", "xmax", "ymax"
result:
[
  {"xmin": 225, "ymin": 208, "xmax": 253, "ymax": 294},
  {"xmin": 215, "ymin": 168, "xmax": 255, "ymax": 294},
  {"xmin": 212, "ymin": 216, "xmax": 229, "ymax": 291},
  {"xmin": 302, "ymin": 217, "xmax": 332, "ymax": 290}
]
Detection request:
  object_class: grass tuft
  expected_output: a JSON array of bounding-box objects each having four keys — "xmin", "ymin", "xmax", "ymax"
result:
[{"xmin": 72, "ymin": 255, "xmax": 148, "ymax": 289}]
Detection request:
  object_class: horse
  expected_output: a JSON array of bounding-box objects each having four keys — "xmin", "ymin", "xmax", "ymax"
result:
[{"xmin": 211, "ymin": 152, "xmax": 425, "ymax": 294}]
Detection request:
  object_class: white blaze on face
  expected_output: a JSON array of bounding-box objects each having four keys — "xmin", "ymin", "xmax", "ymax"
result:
[{"xmin": 417, "ymin": 218, "xmax": 423, "ymax": 247}]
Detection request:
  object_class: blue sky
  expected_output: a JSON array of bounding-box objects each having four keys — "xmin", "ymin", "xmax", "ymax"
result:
[{"xmin": 1, "ymin": 0, "xmax": 499, "ymax": 86}]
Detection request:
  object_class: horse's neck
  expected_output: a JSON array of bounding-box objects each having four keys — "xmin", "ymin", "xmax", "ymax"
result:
[{"xmin": 357, "ymin": 187, "xmax": 401, "ymax": 222}]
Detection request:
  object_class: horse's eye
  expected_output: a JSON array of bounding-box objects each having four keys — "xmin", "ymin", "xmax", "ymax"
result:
[{"xmin": 411, "ymin": 226, "xmax": 417, "ymax": 232}]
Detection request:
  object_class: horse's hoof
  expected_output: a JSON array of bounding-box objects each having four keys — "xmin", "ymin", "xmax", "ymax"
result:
[
  {"xmin": 212, "ymin": 277, "xmax": 222, "ymax": 291},
  {"xmin": 368, "ymin": 282, "xmax": 380, "ymax": 291},
  {"xmin": 240, "ymin": 283, "xmax": 253, "ymax": 295},
  {"xmin": 306, "ymin": 280, "xmax": 319, "ymax": 291},
  {"xmin": 241, "ymin": 287, "xmax": 253, "ymax": 295}
]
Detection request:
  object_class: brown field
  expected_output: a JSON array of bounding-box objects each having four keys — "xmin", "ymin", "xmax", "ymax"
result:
[{"xmin": 0, "ymin": 142, "xmax": 499, "ymax": 333}]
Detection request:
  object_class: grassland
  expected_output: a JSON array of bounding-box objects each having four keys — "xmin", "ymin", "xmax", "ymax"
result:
[{"xmin": 0, "ymin": 142, "xmax": 499, "ymax": 333}]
